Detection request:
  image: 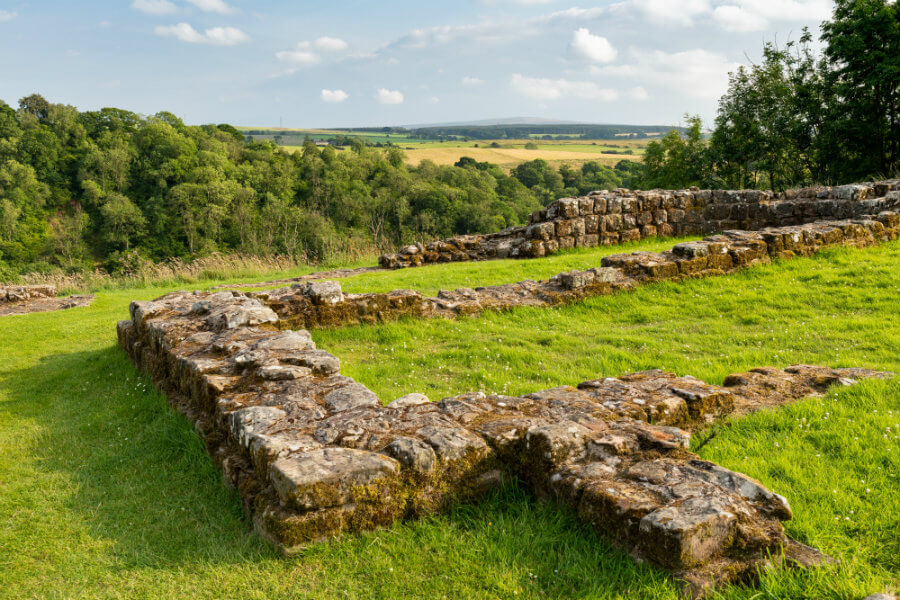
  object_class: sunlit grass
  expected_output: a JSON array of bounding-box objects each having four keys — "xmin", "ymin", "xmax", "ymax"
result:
[{"xmin": 0, "ymin": 239, "xmax": 897, "ymax": 599}]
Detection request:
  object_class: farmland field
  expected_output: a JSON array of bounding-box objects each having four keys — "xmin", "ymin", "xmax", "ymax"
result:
[
  {"xmin": 242, "ymin": 127, "xmax": 648, "ymax": 170},
  {"xmin": 1, "ymin": 238, "xmax": 898, "ymax": 599}
]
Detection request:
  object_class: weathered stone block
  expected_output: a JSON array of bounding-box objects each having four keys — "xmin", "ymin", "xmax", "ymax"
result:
[
  {"xmin": 639, "ymin": 496, "xmax": 738, "ymax": 568},
  {"xmin": 270, "ymin": 448, "xmax": 400, "ymax": 511},
  {"xmin": 324, "ymin": 383, "xmax": 380, "ymax": 412}
]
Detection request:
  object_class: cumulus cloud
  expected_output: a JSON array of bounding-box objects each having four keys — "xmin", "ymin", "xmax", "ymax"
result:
[
  {"xmin": 276, "ymin": 48, "xmax": 319, "ymax": 65},
  {"xmin": 712, "ymin": 0, "xmax": 832, "ymax": 31},
  {"xmin": 462, "ymin": 76, "xmax": 484, "ymax": 86},
  {"xmin": 570, "ymin": 28, "xmax": 617, "ymax": 63},
  {"xmin": 380, "ymin": 7, "xmax": 610, "ymax": 54},
  {"xmin": 711, "ymin": 5, "xmax": 768, "ymax": 32},
  {"xmin": 597, "ymin": 48, "xmax": 738, "ymax": 99},
  {"xmin": 154, "ymin": 23, "xmax": 249, "ymax": 45},
  {"xmin": 735, "ymin": 0, "xmax": 832, "ymax": 21},
  {"xmin": 623, "ymin": 0, "xmax": 832, "ymax": 30},
  {"xmin": 510, "ymin": 74, "xmax": 619, "ymax": 101},
  {"xmin": 321, "ymin": 89, "xmax": 349, "ymax": 103},
  {"xmin": 376, "ymin": 88, "xmax": 404, "ymax": 104},
  {"xmin": 0, "ymin": 9, "xmax": 17, "ymax": 22},
  {"xmin": 314, "ymin": 36, "xmax": 348, "ymax": 51},
  {"xmin": 185, "ymin": 0, "xmax": 236, "ymax": 14},
  {"xmin": 274, "ymin": 37, "xmax": 346, "ymax": 69},
  {"xmin": 131, "ymin": 0, "xmax": 177, "ymax": 16},
  {"xmin": 629, "ymin": 0, "xmax": 711, "ymax": 26}
]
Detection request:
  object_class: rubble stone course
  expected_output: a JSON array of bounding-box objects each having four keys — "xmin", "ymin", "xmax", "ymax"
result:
[
  {"xmin": 379, "ymin": 180, "xmax": 900, "ymax": 268},
  {"xmin": 119, "ymin": 247, "xmax": 893, "ymax": 595},
  {"xmin": 0, "ymin": 284, "xmax": 56, "ymax": 303},
  {"xmin": 262, "ymin": 211, "xmax": 900, "ymax": 330}
]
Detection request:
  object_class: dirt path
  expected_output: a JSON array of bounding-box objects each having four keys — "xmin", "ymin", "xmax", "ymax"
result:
[{"xmin": 0, "ymin": 295, "xmax": 94, "ymax": 317}]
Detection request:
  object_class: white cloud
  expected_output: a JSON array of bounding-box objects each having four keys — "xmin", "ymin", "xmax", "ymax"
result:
[
  {"xmin": 711, "ymin": 5, "xmax": 768, "ymax": 31},
  {"xmin": 712, "ymin": 0, "xmax": 832, "ymax": 31},
  {"xmin": 629, "ymin": 0, "xmax": 711, "ymax": 26},
  {"xmin": 597, "ymin": 48, "xmax": 738, "ymax": 99},
  {"xmin": 624, "ymin": 0, "xmax": 832, "ymax": 30},
  {"xmin": 429, "ymin": 96, "xmax": 440, "ymax": 104},
  {"xmin": 154, "ymin": 23, "xmax": 249, "ymax": 45},
  {"xmin": 205, "ymin": 26, "xmax": 249, "ymax": 45},
  {"xmin": 510, "ymin": 74, "xmax": 619, "ymax": 101},
  {"xmin": 570, "ymin": 28, "xmax": 617, "ymax": 63},
  {"xmin": 276, "ymin": 48, "xmax": 319, "ymax": 65},
  {"xmin": 376, "ymin": 88, "xmax": 404, "ymax": 104},
  {"xmin": 275, "ymin": 37, "xmax": 346, "ymax": 69},
  {"xmin": 736, "ymin": 0, "xmax": 832, "ymax": 21},
  {"xmin": 314, "ymin": 36, "xmax": 348, "ymax": 51},
  {"xmin": 321, "ymin": 89, "xmax": 349, "ymax": 103},
  {"xmin": 185, "ymin": 0, "xmax": 236, "ymax": 15},
  {"xmin": 380, "ymin": 7, "xmax": 610, "ymax": 54},
  {"xmin": 131, "ymin": 0, "xmax": 177, "ymax": 16},
  {"xmin": 630, "ymin": 86, "xmax": 649, "ymax": 100},
  {"xmin": 462, "ymin": 76, "xmax": 484, "ymax": 86},
  {"xmin": 0, "ymin": 10, "xmax": 16, "ymax": 22}
]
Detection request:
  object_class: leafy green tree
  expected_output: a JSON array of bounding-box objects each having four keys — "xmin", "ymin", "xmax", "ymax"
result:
[
  {"xmin": 99, "ymin": 193, "xmax": 146, "ymax": 250},
  {"xmin": 18, "ymin": 94, "xmax": 50, "ymax": 121},
  {"xmin": 820, "ymin": 0, "xmax": 900, "ymax": 180},
  {"xmin": 643, "ymin": 116, "xmax": 710, "ymax": 189}
]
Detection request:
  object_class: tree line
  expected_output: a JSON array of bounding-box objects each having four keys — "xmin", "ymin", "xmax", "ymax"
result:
[
  {"xmin": 0, "ymin": 96, "xmax": 632, "ymax": 278},
  {"xmin": 3, "ymin": 0, "xmax": 893, "ymax": 279},
  {"xmin": 644, "ymin": 0, "xmax": 899, "ymax": 191}
]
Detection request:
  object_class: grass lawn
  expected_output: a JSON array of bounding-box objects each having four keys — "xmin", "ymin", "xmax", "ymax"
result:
[{"xmin": 1, "ymin": 239, "xmax": 898, "ymax": 599}]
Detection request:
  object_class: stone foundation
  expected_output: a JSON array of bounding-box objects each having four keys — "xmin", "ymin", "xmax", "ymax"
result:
[
  {"xmin": 118, "ymin": 283, "xmax": 893, "ymax": 596},
  {"xmin": 261, "ymin": 212, "xmax": 900, "ymax": 330},
  {"xmin": 379, "ymin": 182, "xmax": 900, "ymax": 268},
  {"xmin": 0, "ymin": 284, "xmax": 56, "ymax": 303}
]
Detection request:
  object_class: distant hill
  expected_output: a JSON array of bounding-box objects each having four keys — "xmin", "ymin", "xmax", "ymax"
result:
[
  {"xmin": 403, "ymin": 117, "xmax": 583, "ymax": 128},
  {"xmin": 239, "ymin": 121, "xmax": 686, "ymax": 144},
  {"xmin": 398, "ymin": 122, "xmax": 683, "ymax": 141}
]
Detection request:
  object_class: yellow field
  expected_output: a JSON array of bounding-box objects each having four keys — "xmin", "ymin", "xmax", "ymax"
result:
[
  {"xmin": 401, "ymin": 146, "xmax": 639, "ymax": 169},
  {"xmin": 280, "ymin": 137, "xmax": 648, "ymax": 170}
]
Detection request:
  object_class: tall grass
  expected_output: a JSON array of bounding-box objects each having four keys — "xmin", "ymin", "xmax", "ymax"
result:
[{"xmin": 13, "ymin": 249, "xmax": 378, "ymax": 295}]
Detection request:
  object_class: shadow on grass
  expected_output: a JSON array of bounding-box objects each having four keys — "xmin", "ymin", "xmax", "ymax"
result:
[{"xmin": 1, "ymin": 343, "xmax": 686, "ymax": 598}]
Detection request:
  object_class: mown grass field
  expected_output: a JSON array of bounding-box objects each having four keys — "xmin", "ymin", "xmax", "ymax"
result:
[{"xmin": 1, "ymin": 239, "xmax": 898, "ymax": 599}]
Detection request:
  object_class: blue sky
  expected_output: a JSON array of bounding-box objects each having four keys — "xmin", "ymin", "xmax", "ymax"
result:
[{"xmin": 0, "ymin": 0, "xmax": 833, "ymax": 128}]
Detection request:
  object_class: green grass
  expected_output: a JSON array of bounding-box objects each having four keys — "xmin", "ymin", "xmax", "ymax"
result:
[
  {"xmin": 1, "ymin": 239, "xmax": 898, "ymax": 599},
  {"xmin": 335, "ymin": 237, "xmax": 697, "ymax": 296}
]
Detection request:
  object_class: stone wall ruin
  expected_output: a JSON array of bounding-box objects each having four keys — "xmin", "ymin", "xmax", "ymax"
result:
[
  {"xmin": 117, "ymin": 206, "xmax": 898, "ymax": 596},
  {"xmin": 0, "ymin": 284, "xmax": 56, "ymax": 303},
  {"xmin": 261, "ymin": 212, "xmax": 900, "ymax": 330},
  {"xmin": 379, "ymin": 181, "xmax": 900, "ymax": 268}
]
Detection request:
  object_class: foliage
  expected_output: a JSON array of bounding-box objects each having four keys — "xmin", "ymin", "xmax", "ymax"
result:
[
  {"xmin": 642, "ymin": 116, "xmax": 711, "ymax": 189},
  {"xmin": 511, "ymin": 159, "xmax": 623, "ymax": 202},
  {"xmin": 640, "ymin": 0, "xmax": 899, "ymax": 189},
  {"xmin": 0, "ymin": 100, "xmax": 549, "ymax": 277}
]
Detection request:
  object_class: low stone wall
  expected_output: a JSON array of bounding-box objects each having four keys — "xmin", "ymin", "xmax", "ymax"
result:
[
  {"xmin": 262, "ymin": 212, "xmax": 900, "ymax": 330},
  {"xmin": 0, "ymin": 284, "xmax": 56, "ymax": 303},
  {"xmin": 379, "ymin": 182, "xmax": 900, "ymax": 268},
  {"xmin": 118, "ymin": 277, "xmax": 893, "ymax": 595}
]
